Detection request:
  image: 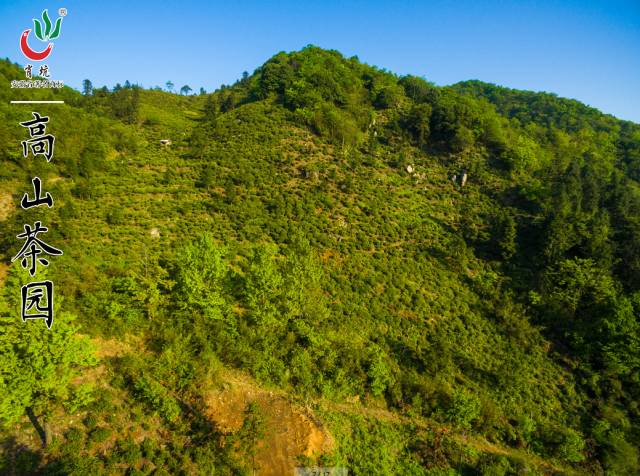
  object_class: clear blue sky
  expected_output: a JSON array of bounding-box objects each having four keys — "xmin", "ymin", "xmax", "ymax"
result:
[{"xmin": 2, "ymin": 0, "xmax": 639, "ymax": 122}]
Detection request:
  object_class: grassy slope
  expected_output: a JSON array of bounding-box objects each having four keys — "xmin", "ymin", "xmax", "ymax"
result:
[{"xmin": 0, "ymin": 52, "xmax": 636, "ymax": 474}]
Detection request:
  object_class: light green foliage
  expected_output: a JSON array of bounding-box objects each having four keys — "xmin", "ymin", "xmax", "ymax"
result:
[
  {"xmin": 174, "ymin": 233, "xmax": 230, "ymax": 321},
  {"xmin": 281, "ymin": 235, "xmax": 327, "ymax": 321},
  {"xmin": 133, "ymin": 375, "xmax": 181, "ymax": 423},
  {"xmin": 367, "ymin": 346, "xmax": 395, "ymax": 397},
  {"xmin": 322, "ymin": 413, "xmax": 428, "ymax": 475},
  {"xmin": 245, "ymin": 243, "xmax": 284, "ymax": 327},
  {"xmin": 0, "ymin": 266, "xmax": 97, "ymax": 425},
  {"xmin": 504, "ymin": 134, "xmax": 543, "ymax": 174},
  {"xmin": 555, "ymin": 427, "xmax": 586, "ymax": 463},
  {"xmin": 445, "ymin": 390, "xmax": 481, "ymax": 430}
]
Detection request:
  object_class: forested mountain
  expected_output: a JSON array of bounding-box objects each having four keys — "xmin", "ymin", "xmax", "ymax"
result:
[{"xmin": 0, "ymin": 46, "xmax": 639, "ymax": 475}]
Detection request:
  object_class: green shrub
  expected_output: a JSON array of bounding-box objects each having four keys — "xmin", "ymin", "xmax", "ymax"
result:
[
  {"xmin": 556, "ymin": 428, "xmax": 586, "ymax": 463},
  {"xmin": 133, "ymin": 375, "xmax": 181, "ymax": 423},
  {"xmin": 89, "ymin": 427, "xmax": 112, "ymax": 444},
  {"xmin": 445, "ymin": 390, "xmax": 481, "ymax": 430}
]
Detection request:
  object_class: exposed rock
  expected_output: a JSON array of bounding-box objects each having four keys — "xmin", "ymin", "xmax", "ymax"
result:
[
  {"xmin": 406, "ymin": 165, "xmax": 414, "ymax": 173},
  {"xmin": 301, "ymin": 167, "xmax": 320, "ymax": 180},
  {"xmin": 451, "ymin": 172, "xmax": 468, "ymax": 187},
  {"xmin": 150, "ymin": 227, "xmax": 160, "ymax": 238},
  {"xmin": 160, "ymin": 139, "xmax": 172, "ymax": 146}
]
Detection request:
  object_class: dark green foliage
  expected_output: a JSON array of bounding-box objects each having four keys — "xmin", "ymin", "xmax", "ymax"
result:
[
  {"xmin": 403, "ymin": 103, "xmax": 433, "ymax": 147},
  {"xmin": 109, "ymin": 87, "xmax": 140, "ymax": 124},
  {"xmin": 88, "ymin": 427, "xmax": 111, "ymax": 444},
  {"xmin": 132, "ymin": 374, "xmax": 181, "ymax": 423}
]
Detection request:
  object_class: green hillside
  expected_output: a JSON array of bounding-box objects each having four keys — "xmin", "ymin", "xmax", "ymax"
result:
[{"xmin": 1, "ymin": 46, "xmax": 639, "ymax": 475}]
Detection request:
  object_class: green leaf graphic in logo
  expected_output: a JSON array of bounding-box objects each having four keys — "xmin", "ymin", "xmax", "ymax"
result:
[
  {"xmin": 42, "ymin": 9, "xmax": 52, "ymax": 38},
  {"xmin": 49, "ymin": 18, "xmax": 62, "ymax": 40},
  {"xmin": 33, "ymin": 18, "xmax": 44, "ymax": 41}
]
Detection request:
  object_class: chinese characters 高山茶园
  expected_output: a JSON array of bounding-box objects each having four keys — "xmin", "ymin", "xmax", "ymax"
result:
[{"xmin": 12, "ymin": 112, "xmax": 62, "ymax": 329}]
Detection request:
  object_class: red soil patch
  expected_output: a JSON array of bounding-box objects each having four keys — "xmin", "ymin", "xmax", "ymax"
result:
[{"xmin": 205, "ymin": 374, "xmax": 332, "ymax": 476}]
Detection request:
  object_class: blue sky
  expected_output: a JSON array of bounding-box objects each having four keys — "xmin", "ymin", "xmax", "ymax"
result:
[{"xmin": 1, "ymin": 0, "xmax": 639, "ymax": 122}]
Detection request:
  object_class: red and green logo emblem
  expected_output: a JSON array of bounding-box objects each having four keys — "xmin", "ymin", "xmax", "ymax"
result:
[{"xmin": 20, "ymin": 9, "xmax": 64, "ymax": 61}]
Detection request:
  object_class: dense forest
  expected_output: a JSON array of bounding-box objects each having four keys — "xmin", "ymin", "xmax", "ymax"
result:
[{"xmin": 0, "ymin": 46, "xmax": 639, "ymax": 475}]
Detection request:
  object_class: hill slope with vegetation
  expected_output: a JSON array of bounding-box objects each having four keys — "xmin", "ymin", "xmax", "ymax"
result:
[{"xmin": 0, "ymin": 46, "xmax": 639, "ymax": 475}]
